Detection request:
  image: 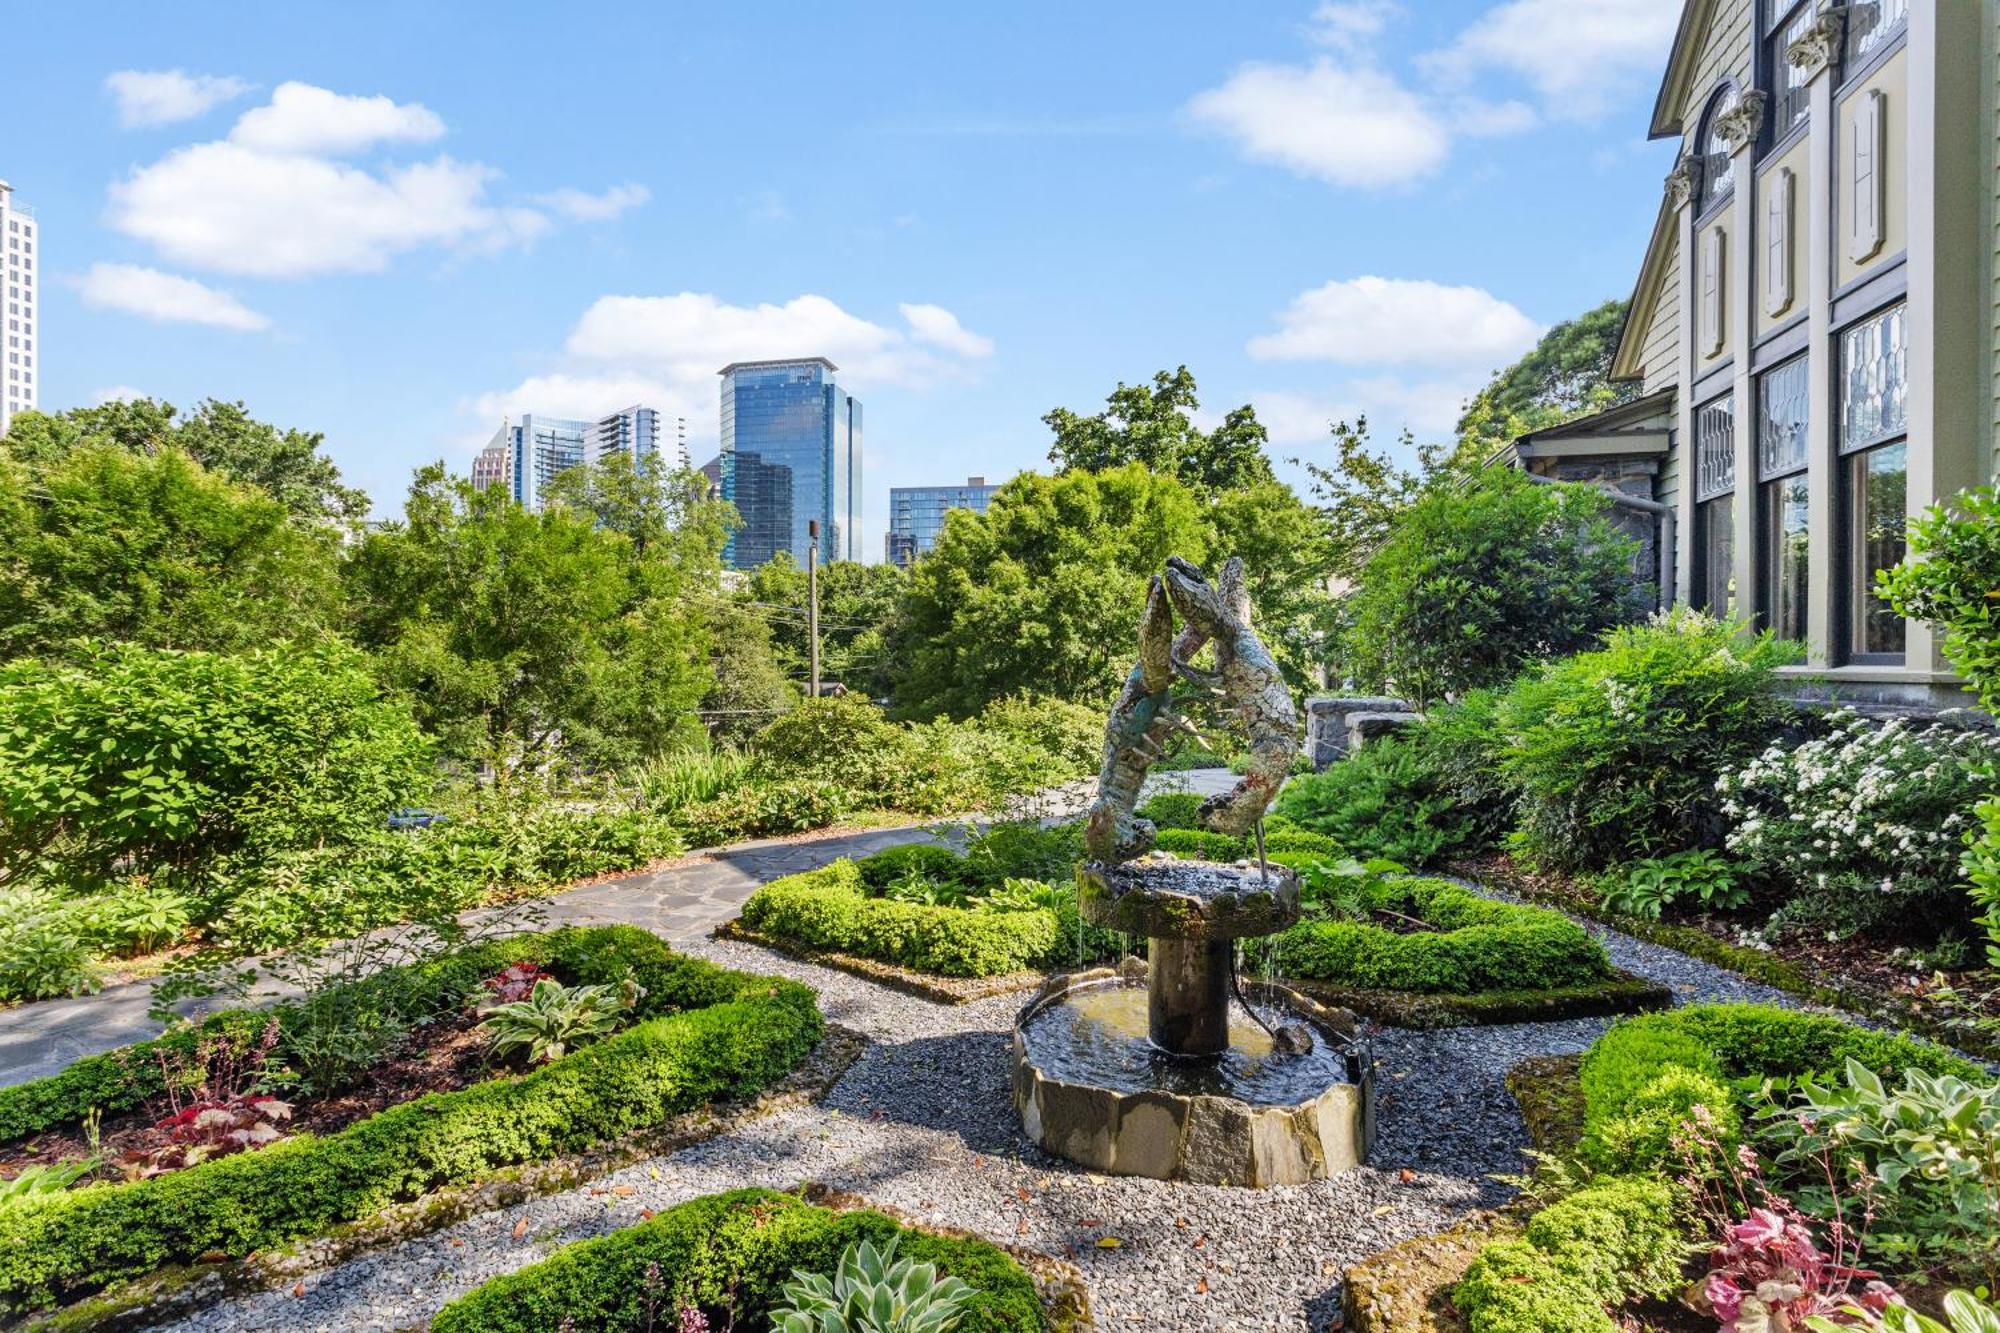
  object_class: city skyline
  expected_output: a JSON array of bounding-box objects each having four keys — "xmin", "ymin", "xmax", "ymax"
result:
[
  {"xmin": 0, "ymin": 182, "xmax": 38, "ymax": 436},
  {"xmin": 8, "ymin": 3, "xmax": 1683, "ymax": 558}
]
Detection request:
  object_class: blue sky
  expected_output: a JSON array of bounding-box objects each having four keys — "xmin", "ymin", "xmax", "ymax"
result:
[{"xmin": 11, "ymin": 0, "xmax": 1682, "ymax": 553}]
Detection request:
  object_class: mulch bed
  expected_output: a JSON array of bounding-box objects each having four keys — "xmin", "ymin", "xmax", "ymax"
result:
[{"xmin": 1, "ymin": 1009, "xmax": 503, "ymax": 1176}]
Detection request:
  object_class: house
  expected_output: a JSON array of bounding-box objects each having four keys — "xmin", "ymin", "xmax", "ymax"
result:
[{"xmin": 1523, "ymin": 1, "xmax": 1991, "ymax": 709}]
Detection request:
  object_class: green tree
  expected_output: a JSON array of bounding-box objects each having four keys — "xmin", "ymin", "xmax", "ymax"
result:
[
  {"xmin": 889, "ymin": 464, "xmax": 1209, "ymax": 718},
  {"xmin": 1346, "ymin": 468, "xmax": 1645, "ymax": 706},
  {"xmin": 343, "ymin": 461, "xmax": 720, "ymax": 767},
  {"xmin": 741, "ymin": 553, "xmax": 905, "ymax": 699},
  {"xmin": 1292, "ymin": 416, "xmax": 1448, "ymax": 581},
  {"xmin": 0, "ymin": 444, "xmax": 343, "ymax": 657},
  {"xmin": 1044, "ymin": 367, "xmax": 1276, "ymax": 492},
  {"xmin": 2, "ymin": 398, "xmax": 371, "ymax": 528},
  {"xmin": 1452, "ymin": 299, "xmax": 1637, "ymax": 469}
]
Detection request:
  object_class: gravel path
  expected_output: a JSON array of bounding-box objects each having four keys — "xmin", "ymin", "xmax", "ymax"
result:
[{"xmin": 159, "ymin": 907, "xmax": 1801, "ymax": 1333}]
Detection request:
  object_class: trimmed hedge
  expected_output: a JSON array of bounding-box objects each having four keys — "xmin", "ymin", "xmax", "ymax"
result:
[
  {"xmin": 0, "ymin": 932, "xmax": 822, "ymax": 1312},
  {"xmin": 1577, "ymin": 1003, "xmax": 1984, "ymax": 1172},
  {"xmin": 432, "ymin": 1188, "xmax": 1044, "ymax": 1333},
  {"xmin": 1277, "ymin": 878, "xmax": 1612, "ymax": 994},
  {"xmin": 0, "ymin": 925, "xmax": 711, "ymax": 1146},
  {"xmin": 854, "ymin": 842, "xmax": 975, "ymax": 890},
  {"xmin": 1152, "ymin": 825, "xmax": 1345, "ymax": 863},
  {"xmin": 1453, "ymin": 1177, "xmax": 1683, "ymax": 1333},
  {"xmin": 739, "ymin": 861, "xmax": 1058, "ymax": 977},
  {"xmin": 1137, "ymin": 790, "xmax": 1205, "ymax": 831}
]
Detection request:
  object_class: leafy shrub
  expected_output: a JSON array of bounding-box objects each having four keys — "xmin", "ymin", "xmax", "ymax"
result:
[
  {"xmin": 1575, "ymin": 1005, "xmax": 1981, "ymax": 1175},
  {"xmin": 1406, "ymin": 689, "xmax": 1516, "ymax": 836},
  {"xmin": 481, "ymin": 977, "xmax": 643, "ymax": 1066},
  {"xmin": 1274, "ymin": 738, "xmax": 1490, "ymax": 867},
  {"xmin": 70, "ymin": 886, "xmax": 191, "ymax": 958},
  {"xmin": 0, "ymin": 890, "xmax": 99, "ymax": 1002},
  {"xmin": 753, "ymin": 695, "xmax": 908, "ymax": 787},
  {"xmin": 0, "ymin": 938, "xmax": 821, "ymax": 1311},
  {"xmin": 1453, "ymin": 1177, "xmax": 1685, "ymax": 1333},
  {"xmin": 1596, "ymin": 850, "xmax": 1746, "ymax": 921},
  {"xmin": 1153, "ymin": 827, "xmax": 1247, "ymax": 861},
  {"xmin": 0, "ymin": 641, "xmax": 431, "ymax": 886},
  {"xmin": 1346, "ymin": 468, "xmax": 1646, "ymax": 706},
  {"xmin": 773, "ymin": 1234, "xmax": 976, "ymax": 1333},
  {"xmin": 635, "ymin": 746, "xmax": 757, "ymax": 819},
  {"xmin": 1718, "ymin": 709, "xmax": 2000, "ymax": 941},
  {"xmin": 969, "ymin": 694, "xmax": 1102, "ymax": 774},
  {"xmin": 1277, "ymin": 877, "xmax": 1611, "ymax": 994},
  {"xmin": 1760, "ymin": 1060, "xmax": 2000, "ymax": 1285},
  {"xmin": 430, "ymin": 1189, "xmax": 1043, "ymax": 1333},
  {"xmin": 1137, "ymin": 791, "xmax": 1205, "ymax": 831},
  {"xmin": 676, "ymin": 779, "xmax": 855, "ymax": 847},
  {"xmin": 1881, "ymin": 488, "xmax": 2000, "ymax": 960},
  {"xmin": 960, "ymin": 820, "xmax": 1082, "ymax": 886},
  {"xmin": 739, "ymin": 862, "xmax": 1057, "ymax": 977},
  {"xmin": 1498, "ymin": 610, "xmax": 1799, "ymax": 872},
  {"xmin": 855, "ymin": 844, "xmax": 973, "ymax": 891}
]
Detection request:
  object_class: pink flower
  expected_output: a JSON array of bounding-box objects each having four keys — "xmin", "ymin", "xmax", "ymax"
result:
[{"xmin": 1706, "ymin": 1273, "xmax": 1745, "ymax": 1322}]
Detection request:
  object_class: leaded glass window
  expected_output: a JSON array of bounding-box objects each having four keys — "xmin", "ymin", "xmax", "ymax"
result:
[
  {"xmin": 1845, "ymin": 0, "xmax": 1907, "ymax": 68},
  {"xmin": 1758, "ymin": 356, "xmax": 1809, "ymax": 479},
  {"xmin": 1695, "ymin": 394, "xmax": 1736, "ymax": 500},
  {"xmin": 1840, "ymin": 305, "xmax": 1906, "ymax": 454},
  {"xmin": 1769, "ymin": 3, "xmax": 1811, "ymax": 137},
  {"xmin": 1699, "ymin": 88, "xmax": 1738, "ymax": 212}
]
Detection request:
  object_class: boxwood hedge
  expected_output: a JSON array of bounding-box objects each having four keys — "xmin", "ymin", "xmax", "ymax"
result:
[
  {"xmin": 1453, "ymin": 1177, "xmax": 1683, "ymax": 1333},
  {"xmin": 1576, "ymin": 1002, "xmax": 1983, "ymax": 1172},
  {"xmin": 0, "ymin": 925, "xmax": 714, "ymax": 1146},
  {"xmin": 739, "ymin": 861, "xmax": 1058, "ymax": 977},
  {"xmin": 432, "ymin": 1188, "xmax": 1045, "ymax": 1333},
  {"xmin": 0, "ymin": 930, "xmax": 822, "ymax": 1313},
  {"xmin": 1278, "ymin": 878, "xmax": 1611, "ymax": 994}
]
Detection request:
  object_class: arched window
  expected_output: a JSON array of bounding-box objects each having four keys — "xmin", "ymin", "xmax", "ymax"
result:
[{"xmin": 1697, "ymin": 86, "xmax": 1739, "ymax": 212}]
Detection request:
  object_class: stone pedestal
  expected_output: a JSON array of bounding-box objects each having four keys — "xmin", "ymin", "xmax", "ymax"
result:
[
  {"xmin": 1305, "ymin": 695, "xmax": 1416, "ymax": 768},
  {"xmin": 1148, "ymin": 937, "xmax": 1231, "ymax": 1055}
]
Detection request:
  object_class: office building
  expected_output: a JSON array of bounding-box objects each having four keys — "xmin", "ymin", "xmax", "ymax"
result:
[
  {"xmin": 472, "ymin": 404, "xmax": 682, "ymax": 509},
  {"xmin": 885, "ymin": 476, "xmax": 999, "ymax": 566},
  {"xmin": 718, "ymin": 358, "xmax": 860, "ymax": 568},
  {"xmin": 1, "ymin": 181, "xmax": 38, "ymax": 437}
]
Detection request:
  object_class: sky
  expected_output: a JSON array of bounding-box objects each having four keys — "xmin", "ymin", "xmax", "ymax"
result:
[{"xmin": 10, "ymin": 0, "xmax": 1685, "ymax": 556}]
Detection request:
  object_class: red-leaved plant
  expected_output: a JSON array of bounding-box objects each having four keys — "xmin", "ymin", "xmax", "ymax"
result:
[
  {"xmin": 1674, "ymin": 1104, "xmax": 1906, "ymax": 1332},
  {"xmin": 478, "ymin": 963, "xmax": 551, "ymax": 1008},
  {"xmin": 123, "ymin": 1093, "xmax": 294, "ymax": 1177}
]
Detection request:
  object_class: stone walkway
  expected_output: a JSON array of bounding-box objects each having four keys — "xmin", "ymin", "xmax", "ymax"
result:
[{"xmin": 0, "ymin": 769, "xmax": 1240, "ymax": 1088}]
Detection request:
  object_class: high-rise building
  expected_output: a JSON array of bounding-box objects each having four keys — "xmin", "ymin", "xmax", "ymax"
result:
[
  {"xmin": 472, "ymin": 403, "xmax": 681, "ymax": 508},
  {"xmin": 1, "ymin": 181, "xmax": 39, "ymax": 437},
  {"xmin": 885, "ymin": 476, "xmax": 999, "ymax": 566},
  {"xmin": 718, "ymin": 358, "xmax": 860, "ymax": 568}
]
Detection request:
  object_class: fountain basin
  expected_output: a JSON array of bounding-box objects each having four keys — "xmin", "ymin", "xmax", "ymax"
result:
[
  {"xmin": 1078, "ymin": 860, "xmax": 1300, "ymax": 939},
  {"xmin": 1012, "ymin": 964, "xmax": 1374, "ymax": 1187}
]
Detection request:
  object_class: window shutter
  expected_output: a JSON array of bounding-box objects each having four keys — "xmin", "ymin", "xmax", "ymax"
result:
[
  {"xmin": 1848, "ymin": 89, "xmax": 1886, "ymax": 263},
  {"xmin": 1764, "ymin": 168, "xmax": 1794, "ymax": 318},
  {"xmin": 1701, "ymin": 227, "xmax": 1726, "ymax": 356}
]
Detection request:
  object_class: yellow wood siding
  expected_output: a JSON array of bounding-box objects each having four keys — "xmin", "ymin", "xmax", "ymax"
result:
[
  {"xmin": 1685, "ymin": 0, "xmax": 1755, "ymax": 124},
  {"xmin": 1641, "ymin": 228, "xmax": 1683, "ymax": 395}
]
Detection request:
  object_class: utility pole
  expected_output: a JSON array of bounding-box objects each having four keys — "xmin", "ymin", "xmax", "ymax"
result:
[{"xmin": 806, "ymin": 519, "xmax": 821, "ymax": 698}]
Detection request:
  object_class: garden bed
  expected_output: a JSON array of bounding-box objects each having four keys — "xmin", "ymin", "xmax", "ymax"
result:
[
  {"xmin": 0, "ymin": 927, "xmax": 826, "ymax": 1315},
  {"xmin": 429, "ymin": 1186, "xmax": 1081, "ymax": 1332},
  {"xmin": 715, "ymin": 918, "xmax": 1053, "ymax": 1003},
  {"xmin": 1461, "ymin": 852, "xmax": 2000, "ymax": 1061}
]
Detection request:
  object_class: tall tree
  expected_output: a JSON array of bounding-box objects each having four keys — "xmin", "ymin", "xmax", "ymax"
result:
[
  {"xmin": 1452, "ymin": 298, "xmax": 1638, "ymax": 469},
  {"xmin": 1045, "ymin": 367, "xmax": 1276, "ymax": 492},
  {"xmin": 740, "ymin": 553, "xmax": 904, "ymax": 699},
  {"xmin": 0, "ymin": 444, "xmax": 343, "ymax": 657},
  {"xmin": 888, "ymin": 464, "xmax": 1209, "ymax": 718},
  {"xmin": 1, "ymin": 398, "xmax": 371, "ymax": 528},
  {"xmin": 1291, "ymin": 417, "xmax": 1448, "ymax": 582}
]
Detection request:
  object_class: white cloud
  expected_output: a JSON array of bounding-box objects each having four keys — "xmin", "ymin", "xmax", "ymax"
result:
[
  {"xmin": 1251, "ymin": 379, "xmax": 1470, "ymax": 445},
  {"xmin": 475, "ymin": 293, "xmax": 994, "ymax": 454},
  {"xmin": 1306, "ymin": 1, "xmax": 1399, "ymax": 51},
  {"xmin": 93, "ymin": 385, "xmax": 148, "ymax": 405},
  {"xmin": 1422, "ymin": 0, "xmax": 1680, "ymax": 118},
  {"xmin": 106, "ymin": 81, "xmax": 636, "ymax": 278},
  {"xmin": 899, "ymin": 303, "xmax": 996, "ymax": 358},
  {"xmin": 228, "ymin": 81, "xmax": 444, "ymax": 154},
  {"xmin": 1248, "ymin": 275, "xmax": 1542, "ymax": 370},
  {"xmin": 104, "ymin": 69, "xmax": 251, "ymax": 128},
  {"xmin": 534, "ymin": 183, "xmax": 651, "ymax": 222},
  {"xmin": 75, "ymin": 262, "xmax": 270, "ymax": 331},
  {"xmin": 1185, "ymin": 60, "xmax": 1448, "ymax": 188}
]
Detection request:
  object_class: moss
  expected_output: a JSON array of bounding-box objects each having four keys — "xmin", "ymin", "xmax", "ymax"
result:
[
  {"xmin": 1285, "ymin": 973, "xmax": 1670, "ymax": 1030},
  {"xmin": 1507, "ymin": 1054, "xmax": 1587, "ymax": 1160},
  {"xmin": 1342, "ymin": 1212, "xmax": 1514, "ymax": 1333}
]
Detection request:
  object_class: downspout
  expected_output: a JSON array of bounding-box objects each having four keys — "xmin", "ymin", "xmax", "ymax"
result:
[{"xmin": 1518, "ymin": 470, "xmax": 1676, "ymax": 609}]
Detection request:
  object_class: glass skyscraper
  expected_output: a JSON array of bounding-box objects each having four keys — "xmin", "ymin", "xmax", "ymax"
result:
[
  {"xmin": 885, "ymin": 476, "xmax": 999, "ymax": 566},
  {"xmin": 718, "ymin": 358, "xmax": 860, "ymax": 569},
  {"xmin": 473, "ymin": 404, "xmax": 675, "ymax": 510}
]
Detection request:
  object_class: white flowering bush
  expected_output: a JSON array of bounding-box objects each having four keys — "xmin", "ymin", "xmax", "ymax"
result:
[{"xmin": 1718, "ymin": 708, "xmax": 2000, "ymax": 940}]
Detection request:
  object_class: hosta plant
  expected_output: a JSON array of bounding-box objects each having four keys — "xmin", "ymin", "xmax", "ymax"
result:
[
  {"xmin": 771, "ymin": 1235, "xmax": 975, "ymax": 1333},
  {"xmin": 480, "ymin": 976, "xmax": 642, "ymax": 1065},
  {"xmin": 0, "ymin": 1159, "xmax": 98, "ymax": 1210},
  {"xmin": 1811, "ymin": 1290, "xmax": 2000, "ymax": 1333},
  {"xmin": 1599, "ymin": 849, "xmax": 1748, "ymax": 921}
]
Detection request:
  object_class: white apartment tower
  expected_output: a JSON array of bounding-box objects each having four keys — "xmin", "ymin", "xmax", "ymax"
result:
[
  {"xmin": 0, "ymin": 181, "xmax": 38, "ymax": 436},
  {"xmin": 472, "ymin": 404, "xmax": 688, "ymax": 510}
]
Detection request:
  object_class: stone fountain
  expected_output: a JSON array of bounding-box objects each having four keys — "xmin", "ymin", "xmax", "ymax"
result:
[{"xmin": 1011, "ymin": 556, "xmax": 1374, "ymax": 1187}]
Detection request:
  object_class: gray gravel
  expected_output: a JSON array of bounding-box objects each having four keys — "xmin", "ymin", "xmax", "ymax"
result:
[{"xmin": 158, "ymin": 900, "xmax": 1803, "ymax": 1333}]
